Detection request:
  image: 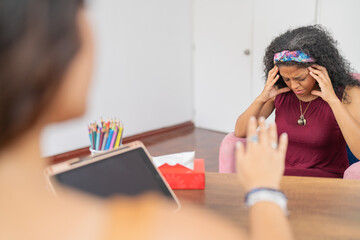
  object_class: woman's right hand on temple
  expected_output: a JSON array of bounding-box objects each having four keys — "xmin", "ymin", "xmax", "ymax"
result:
[
  {"xmin": 236, "ymin": 117, "xmax": 288, "ymax": 192},
  {"xmin": 257, "ymin": 66, "xmax": 290, "ymax": 103}
]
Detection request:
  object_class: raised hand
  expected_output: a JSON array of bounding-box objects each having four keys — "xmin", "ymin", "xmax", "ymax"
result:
[
  {"xmin": 236, "ymin": 117, "xmax": 288, "ymax": 192},
  {"xmin": 258, "ymin": 66, "xmax": 290, "ymax": 103},
  {"xmin": 309, "ymin": 65, "xmax": 339, "ymax": 104}
]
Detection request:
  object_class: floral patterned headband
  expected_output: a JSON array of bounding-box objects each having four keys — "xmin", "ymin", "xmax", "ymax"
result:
[{"xmin": 273, "ymin": 50, "xmax": 315, "ymax": 64}]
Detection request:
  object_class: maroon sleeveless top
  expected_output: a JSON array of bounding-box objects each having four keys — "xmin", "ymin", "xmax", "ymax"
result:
[{"xmin": 274, "ymin": 91, "xmax": 348, "ymax": 178}]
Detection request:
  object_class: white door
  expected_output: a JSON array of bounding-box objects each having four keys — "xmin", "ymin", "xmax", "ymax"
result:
[{"xmin": 193, "ymin": 0, "xmax": 254, "ymax": 133}]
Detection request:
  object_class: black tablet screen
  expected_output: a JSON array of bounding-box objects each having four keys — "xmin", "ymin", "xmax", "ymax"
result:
[{"xmin": 55, "ymin": 148, "xmax": 173, "ymax": 199}]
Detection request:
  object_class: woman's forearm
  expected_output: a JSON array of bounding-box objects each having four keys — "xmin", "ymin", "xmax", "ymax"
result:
[
  {"xmin": 250, "ymin": 202, "xmax": 293, "ymax": 240},
  {"xmin": 329, "ymin": 99, "xmax": 360, "ymax": 159},
  {"xmin": 235, "ymin": 65, "xmax": 286, "ymax": 137},
  {"xmin": 235, "ymin": 97, "xmax": 267, "ymax": 137}
]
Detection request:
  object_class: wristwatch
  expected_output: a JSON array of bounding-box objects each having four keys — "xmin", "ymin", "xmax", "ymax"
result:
[{"xmin": 245, "ymin": 188, "xmax": 288, "ymax": 215}]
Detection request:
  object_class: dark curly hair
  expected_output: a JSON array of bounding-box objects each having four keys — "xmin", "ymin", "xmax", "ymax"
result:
[
  {"xmin": 0, "ymin": 0, "xmax": 84, "ymax": 150},
  {"xmin": 263, "ymin": 25, "xmax": 359, "ymax": 102}
]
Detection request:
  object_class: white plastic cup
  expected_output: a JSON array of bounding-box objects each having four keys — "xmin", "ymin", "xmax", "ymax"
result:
[{"xmin": 89, "ymin": 147, "xmax": 108, "ymax": 155}]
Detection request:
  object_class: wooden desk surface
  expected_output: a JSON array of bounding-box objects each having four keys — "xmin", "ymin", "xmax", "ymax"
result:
[{"xmin": 174, "ymin": 173, "xmax": 360, "ymax": 240}]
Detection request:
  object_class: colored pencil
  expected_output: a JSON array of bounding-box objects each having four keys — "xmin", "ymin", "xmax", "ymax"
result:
[
  {"xmin": 101, "ymin": 131, "xmax": 108, "ymax": 150},
  {"xmin": 92, "ymin": 124, "xmax": 96, "ymax": 149},
  {"xmin": 109, "ymin": 127, "xmax": 118, "ymax": 150},
  {"xmin": 88, "ymin": 119, "xmax": 124, "ymax": 151},
  {"xmin": 99, "ymin": 128, "xmax": 105, "ymax": 150},
  {"xmin": 119, "ymin": 123, "xmax": 124, "ymax": 145},
  {"xmin": 88, "ymin": 128, "xmax": 93, "ymax": 149},
  {"xmin": 114, "ymin": 126, "xmax": 122, "ymax": 148},
  {"xmin": 105, "ymin": 129, "xmax": 114, "ymax": 150},
  {"xmin": 95, "ymin": 128, "xmax": 101, "ymax": 150}
]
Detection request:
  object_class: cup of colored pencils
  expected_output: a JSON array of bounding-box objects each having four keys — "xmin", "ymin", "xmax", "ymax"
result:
[{"xmin": 88, "ymin": 119, "xmax": 124, "ymax": 154}]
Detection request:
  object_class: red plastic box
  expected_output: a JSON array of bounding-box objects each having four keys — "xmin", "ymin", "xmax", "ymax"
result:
[{"xmin": 158, "ymin": 159, "xmax": 205, "ymax": 189}]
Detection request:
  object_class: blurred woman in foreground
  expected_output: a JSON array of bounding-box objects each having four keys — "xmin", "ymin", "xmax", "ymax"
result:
[{"xmin": 0, "ymin": 1, "xmax": 293, "ymax": 239}]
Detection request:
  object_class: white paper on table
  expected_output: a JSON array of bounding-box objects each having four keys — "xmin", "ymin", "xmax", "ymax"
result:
[{"xmin": 152, "ymin": 151, "xmax": 195, "ymax": 170}]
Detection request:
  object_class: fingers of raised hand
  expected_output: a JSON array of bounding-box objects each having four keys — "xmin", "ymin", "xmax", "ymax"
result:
[
  {"xmin": 309, "ymin": 70, "xmax": 324, "ymax": 84},
  {"xmin": 246, "ymin": 117, "xmax": 287, "ymax": 155},
  {"xmin": 236, "ymin": 141, "xmax": 245, "ymax": 163},
  {"xmin": 247, "ymin": 117, "xmax": 278, "ymax": 147},
  {"xmin": 271, "ymin": 74, "xmax": 280, "ymax": 84},
  {"xmin": 309, "ymin": 66, "xmax": 330, "ymax": 81},
  {"xmin": 309, "ymin": 71, "xmax": 331, "ymax": 90},
  {"xmin": 258, "ymin": 117, "xmax": 268, "ymax": 145},
  {"xmin": 311, "ymin": 90, "xmax": 322, "ymax": 97},
  {"xmin": 308, "ymin": 67, "xmax": 323, "ymax": 76},
  {"xmin": 267, "ymin": 66, "xmax": 278, "ymax": 81},
  {"xmin": 277, "ymin": 133, "xmax": 288, "ymax": 160},
  {"xmin": 270, "ymin": 65, "xmax": 278, "ymax": 73},
  {"xmin": 268, "ymin": 123, "xmax": 278, "ymax": 150},
  {"xmin": 246, "ymin": 117, "xmax": 258, "ymax": 146}
]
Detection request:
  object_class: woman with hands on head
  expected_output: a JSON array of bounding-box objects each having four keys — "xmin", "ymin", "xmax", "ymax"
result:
[{"xmin": 235, "ymin": 25, "xmax": 360, "ymax": 178}]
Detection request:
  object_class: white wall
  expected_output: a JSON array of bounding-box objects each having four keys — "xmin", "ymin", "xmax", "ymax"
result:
[
  {"xmin": 41, "ymin": 0, "xmax": 193, "ymax": 156},
  {"xmin": 318, "ymin": 0, "xmax": 360, "ymax": 72}
]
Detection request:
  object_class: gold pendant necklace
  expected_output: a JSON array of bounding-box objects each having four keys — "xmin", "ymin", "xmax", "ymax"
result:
[{"xmin": 297, "ymin": 99, "xmax": 312, "ymax": 126}]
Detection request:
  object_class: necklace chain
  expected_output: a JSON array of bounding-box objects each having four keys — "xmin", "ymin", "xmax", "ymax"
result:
[{"xmin": 299, "ymin": 99, "xmax": 311, "ymax": 117}]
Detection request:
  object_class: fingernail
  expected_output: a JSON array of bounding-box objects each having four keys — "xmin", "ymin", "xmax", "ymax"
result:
[
  {"xmin": 259, "ymin": 116, "xmax": 265, "ymax": 122},
  {"xmin": 236, "ymin": 141, "xmax": 242, "ymax": 148},
  {"xmin": 282, "ymin": 133, "xmax": 288, "ymax": 139},
  {"xmin": 250, "ymin": 116, "xmax": 256, "ymax": 122}
]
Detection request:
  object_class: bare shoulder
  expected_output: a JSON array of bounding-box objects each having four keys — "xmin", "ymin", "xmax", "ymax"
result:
[
  {"xmin": 344, "ymin": 86, "xmax": 360, "ymax": 105},
  {"xmin": 343, "ymin": 86, "xmax": 360, "ymax": 120},
  {"xmin": 345, "ymin": 85, "xmax": 360, "ymax": 94}
]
